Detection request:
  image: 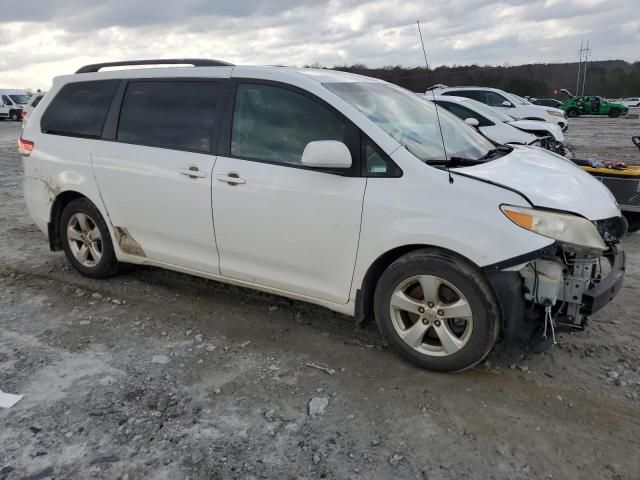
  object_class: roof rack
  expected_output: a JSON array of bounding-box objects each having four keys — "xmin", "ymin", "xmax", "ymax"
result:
[
  {"xmin": 425, "ymin": 83, "xmax": 448, "ymax": 91},
  {"xmin": 75, "ymin": 59, "xmax": 234, "ymax": 73}
]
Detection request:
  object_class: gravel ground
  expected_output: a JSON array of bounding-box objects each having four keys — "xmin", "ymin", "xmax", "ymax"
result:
[
  {"xmin": 1, "ymin": 118, "xmax": 639, "ymax": 480},
  {"xmin": 565, "ymin": 107, "xmax": 640, "ymax": 162}
]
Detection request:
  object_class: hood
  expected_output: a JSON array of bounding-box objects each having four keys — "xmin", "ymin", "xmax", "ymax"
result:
[
  {"xmin": 455, "ymin": 146, "xmax": 620, "ymax": 220},
  {"xmin": 507, "ymin": 119, "xmax": 564, "ymax": 142}
]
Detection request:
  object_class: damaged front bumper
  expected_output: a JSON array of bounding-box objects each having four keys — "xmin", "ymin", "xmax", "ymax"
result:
[{"xmin": 487, "ymin": 242, "xmax": 626, "ymax": 354}]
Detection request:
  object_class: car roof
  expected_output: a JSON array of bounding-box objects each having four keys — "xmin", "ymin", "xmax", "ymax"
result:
[
  {"xmin": 52, "ymin": 64, "xmax": 384, "ymax": 88},
  {"xmin": 438, "ymin": 86, "xmax": 504, "ymax": 93}
]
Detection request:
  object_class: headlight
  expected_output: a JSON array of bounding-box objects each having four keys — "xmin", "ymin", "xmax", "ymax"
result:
[
  {"xmin": 501, "ymin": 205, "xmax": 606, "ymax": 252},
  {"xmin": 546, "ymin": 110, "xmax": 564, "ymax": 118}
]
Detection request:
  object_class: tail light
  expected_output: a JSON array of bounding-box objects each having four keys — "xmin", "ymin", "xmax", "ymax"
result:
[
  {"xmin": 21, "ymin": 110, "xmax": 27, "ymax": 119},
  {"xmin": 17, "ymin": 137, "xmax": 34, "ymax": 156}
]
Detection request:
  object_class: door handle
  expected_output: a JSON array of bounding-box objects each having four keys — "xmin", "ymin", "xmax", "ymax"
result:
[
  {"xmin": 179, "ymin": 166, "xmax": 207, "ymax": 179},
  {"xmin": 215, "ymin": 172, "xmax": 246, "ymax": 185}
]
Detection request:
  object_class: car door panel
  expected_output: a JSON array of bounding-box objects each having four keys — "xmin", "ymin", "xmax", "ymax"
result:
[
  {"xmin": 212, "ymin": 157, "xmax": 366, "ymax": 304},
  {"xmin": 92, "ymin": 142, "xmax": 219, "ymax": 273}
]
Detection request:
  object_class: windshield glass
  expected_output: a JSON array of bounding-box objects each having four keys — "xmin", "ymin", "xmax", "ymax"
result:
[
  {"xmin": 325, "ymin": 82, "xmax": 494, "ymax": 163},
  {"xmin": 508, "ymin": 93, "xmax": 531, "ymax": 105},
  {"xmin": 9, "ymin": 94, "xmax": 29, "ymax": 105},
  {"xmin": 456, "ymin": 97, "xmax": 516, "ymax": 123}
]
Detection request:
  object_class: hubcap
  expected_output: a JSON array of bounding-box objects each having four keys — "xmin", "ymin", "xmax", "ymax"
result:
[
  {"xmin": 67, "ymin": 213, "xmax": 102, "ymax": 268},
  {"xmin": 389, "ymin": 275, "xmax": 473, "ymax": 357}
]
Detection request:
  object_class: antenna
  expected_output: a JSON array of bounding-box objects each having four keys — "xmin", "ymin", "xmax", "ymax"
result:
[{"xmin": 417, "ymin": 20, "xmax": 453, "ymax": 184}]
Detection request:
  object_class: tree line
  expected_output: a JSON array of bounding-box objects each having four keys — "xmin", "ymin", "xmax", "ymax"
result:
[{"xmin": 322, "ymin": 60, "xmax": 640, "ymax": 98}]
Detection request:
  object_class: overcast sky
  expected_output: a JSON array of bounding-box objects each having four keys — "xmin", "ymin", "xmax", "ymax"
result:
[{"xmin": 1, "ymin": 0, "xmax": 637, "ymax": 89}]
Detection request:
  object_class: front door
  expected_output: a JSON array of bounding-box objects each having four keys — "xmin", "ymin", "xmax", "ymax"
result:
[
  {"xmin": 211, "ymin": 82, "xmax": 366, "ymax": 304},
  {"xmin": 92, "ymin": 79, "xmax": 224, "ymax": 273}
]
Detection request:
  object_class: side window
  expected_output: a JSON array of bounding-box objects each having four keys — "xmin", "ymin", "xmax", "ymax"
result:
[
  {"xmin": 231, "ymin": 83, "xmax": 346, "ymax": 165},
  {"xmin": 485, "ymin": 92, "xmax": 508, "ymax": 107},
  {"xmin": 117, "ymin": 81, "xmax": 220, "ymax": 153},
  {"xmin": 436, "ymin": 101, "xmax": 493, "ymax": 127},
  {"xmin": 41, "ymin": 80, "xmax": 119, "ymax": 138},
  {"xmin": 2, "ymin": 95, "xmax": 13, "ymax": 105},
  {"xmin": 362, "ymin": 136, "xmax": 401, "ymax": 177},
  {"xmin": 31, "ymin": 95, "xmax": 43, "ymax": 108}
]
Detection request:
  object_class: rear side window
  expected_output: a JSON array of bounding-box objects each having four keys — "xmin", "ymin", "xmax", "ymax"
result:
[
  {"xmin": 41, "ymin": 80, "xmax": 119, "ymax": 138},
  {"xmin": 117, "ymin": 81, "xmax": 220, "ymax": 153}
]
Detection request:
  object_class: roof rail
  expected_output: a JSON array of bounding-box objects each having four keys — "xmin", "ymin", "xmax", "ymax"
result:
[{"xmin": 75, "ymin": 59, "xmax": 234, "ymax": 73}]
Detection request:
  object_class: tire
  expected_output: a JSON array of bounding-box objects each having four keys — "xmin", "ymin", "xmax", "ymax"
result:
[
  {"xmin": 608, "ymin": 109, "xmax": 620, "ymax": 118},
  {"xmin": 60, "ymin": 198, "xmax": 119, "ymax": 278},
  {"xmin": 566, "ymin": 108, "xmax": 579, "ymax": 118},
  {"xmin": 373, "ymin": 249, "xmax": 500, "ymax": 372},
  {"xmin": 9, "ymin": 112, "xmax": 19, "ymax": 121}
]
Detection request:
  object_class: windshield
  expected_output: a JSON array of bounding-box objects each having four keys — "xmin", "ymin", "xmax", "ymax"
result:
[
  {"xmin": 456, "ymin": 97, "xmax": 516, "ymax": 123},
  {"xmin": 507, "ymin": 93, "xmax": 531, "ymax": 105},
  {"xmin": 325, "ymin": 82, "xmax": 494, "ymax": 163},
  {"xmin": 9, "ymin": 95, "xmax": 29, "ymax": 105}
]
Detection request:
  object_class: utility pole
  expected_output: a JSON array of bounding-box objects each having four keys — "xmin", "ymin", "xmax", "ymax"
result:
[
  {"xmin": 581, "ymin": 40, "xmax": 591, "ymax": 96},
  {"xmin": 576, "ymin": 40, "xmax": 583, "ymax": 95}
]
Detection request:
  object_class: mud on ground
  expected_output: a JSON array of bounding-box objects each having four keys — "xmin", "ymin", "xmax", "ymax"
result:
[{"xmin": 1, "ymin": 119, "xmax": 639, "ymax": 479}]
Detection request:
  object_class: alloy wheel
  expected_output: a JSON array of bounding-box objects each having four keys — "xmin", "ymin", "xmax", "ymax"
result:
[
  {"xmin": 66, "ymin": 213, "xmax": 103, "ymax": 268},
  {"xmin": 389, "ymin": 275, "xmax": 473, "ymax": 357}
]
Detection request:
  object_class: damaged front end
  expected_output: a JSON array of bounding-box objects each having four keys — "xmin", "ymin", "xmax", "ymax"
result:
[{"xmin": 488, "ymin": 214, "xmax": 627, "ymax": 354}]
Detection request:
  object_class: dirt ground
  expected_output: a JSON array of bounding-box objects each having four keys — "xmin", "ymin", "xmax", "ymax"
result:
[{"xmin": 1, "ymin": 117, "xmax": 639, "ymax": 480}]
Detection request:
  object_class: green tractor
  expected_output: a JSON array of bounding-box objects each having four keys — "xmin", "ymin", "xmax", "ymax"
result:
[{"xmin": 561, "ymin": 95, "xmax": 628, "ymax": 118}]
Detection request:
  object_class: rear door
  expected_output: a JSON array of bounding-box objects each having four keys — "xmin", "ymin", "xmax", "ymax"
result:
[
  {"xmin": 92, "ymin": 79, "xmax": 224, "ymax": 273},
  {"xmin": 211, "ymin": 81, "xmax": 366, "ymax": 304}
]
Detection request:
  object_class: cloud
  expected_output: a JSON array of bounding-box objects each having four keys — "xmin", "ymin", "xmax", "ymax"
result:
[{"xmin": 0, "ymin": 0, "xmax": 637, "ymax": 89}]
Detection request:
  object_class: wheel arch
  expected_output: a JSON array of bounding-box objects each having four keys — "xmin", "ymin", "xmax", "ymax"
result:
[
  {"xmin": 354, "ymin": 244, "xmax": 482, "ymax": 326},
  {"xmin": 48, "ymin": 190, "xmax": 87, "ymax": 251}
]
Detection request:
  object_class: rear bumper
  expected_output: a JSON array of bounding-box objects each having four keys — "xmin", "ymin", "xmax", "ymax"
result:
[{"xmin": 581, "ymin": 246, "xmax": 626, "ymax": 315}]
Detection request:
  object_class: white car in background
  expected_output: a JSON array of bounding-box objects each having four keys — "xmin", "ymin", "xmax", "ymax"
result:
[
  {"xmin": 427, "ymin": 95, "xmax": 567, "ymax": 156},
  {"xmin": 620, "ymin": 97, "xmax": 640, "ymax": 108},
  {"xmin": 428, "ymin": 85, "xmax": 568, "ymax": 131}
]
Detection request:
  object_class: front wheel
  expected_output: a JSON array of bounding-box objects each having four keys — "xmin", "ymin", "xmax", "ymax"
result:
[
  {"xmin": 9, "ymin": 111, "xmax": 20, "ymax": 121},
  {"xmin": 374, "ymin": 249, "xmax": 500, "ymax": 372},
  {"xmin": 608, "ymin": 109, "xmax": 620, "ymax": 118},
  {"xmin": 566, "ymin": 108, "xmax": 579, "ymax": 118},
  {"xmin": 60, "ymin": 198, "xmax": 119, "ymax": 278}
]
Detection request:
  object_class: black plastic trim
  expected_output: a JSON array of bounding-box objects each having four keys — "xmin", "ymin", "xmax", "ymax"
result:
[
  {"xmin": 482, "ymin": 243, "xmax": 557, "ymax": 272},
  {"xmin": 76, "ymin": 59, "xmax": 233, "ymax": 73}
]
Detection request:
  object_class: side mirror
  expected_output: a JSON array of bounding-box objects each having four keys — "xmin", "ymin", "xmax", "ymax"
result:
[
  {"xmin": 464, "ymin": 117, "xmax": 480, "ymax": 128},
  {"xmin": 502, "ymin": 100, "xmax": 513, "ymax": 108},
  {"xmin": 301, "ymin": 140, "xmax": 352, "ymax": 169}
]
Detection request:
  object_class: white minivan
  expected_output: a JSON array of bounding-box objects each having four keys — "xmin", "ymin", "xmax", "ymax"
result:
[{"xmin": 19, "ymin": 59, "xmax": 626, "ymax": 372}]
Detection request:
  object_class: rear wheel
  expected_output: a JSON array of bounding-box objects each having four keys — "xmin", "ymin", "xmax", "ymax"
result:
[
  {"xmin": 608, "ymin": 109, "xmax": 620, "ymax": 118},
  {"xmin": 374, "ymin": 249, "xmax": 500, "ymax": 372},
  {"xmin": 60, "ymin": 198, "xmax": 119, "ymax": 278},
  {"xmin": 566, "ymin": 108, "xmax": 579, "ymax": 118}
]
